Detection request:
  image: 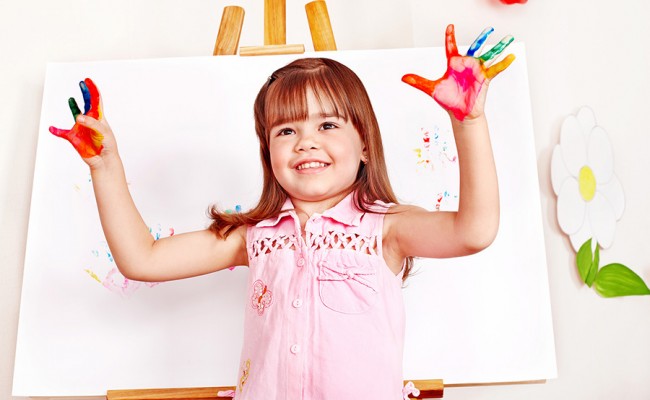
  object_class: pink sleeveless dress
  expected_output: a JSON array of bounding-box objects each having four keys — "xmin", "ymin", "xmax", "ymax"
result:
[{"xmin": 236, "ymin": 192, "xmax": 405, "ymax": 399}]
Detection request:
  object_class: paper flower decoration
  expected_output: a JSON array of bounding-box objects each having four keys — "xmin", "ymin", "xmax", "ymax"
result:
[
  {"xmin": 551, "ymin": 106, "xmax": 625, "ymax": 252},
  {"xmin": 551, "ymin": 107, "xmax": 648, "ymax": 298}
]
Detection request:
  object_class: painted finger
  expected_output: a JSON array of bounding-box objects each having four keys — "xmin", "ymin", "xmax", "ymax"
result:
[
  {"xmin": 402, "ymin": 73, "xmax": 437, "ymax": 96},
  {"xmin": 445, "ymin": 24, "xmax": 459, "ymax": 59},
  {"xmin": 466, "ymin": 27, "xmax": 494, "ymax": 57},
  {"xmin": 79, "ymin": 80, "xmax": 91, "ymax": 114},
  {"xmin": 479, "ymin": 35, "xmax": 514, "ymax": 62},
  {"xmin": 68, "ymin": 97, "xmax": 81, "ymax": 121},
  {"xmin": 485, "ymin": 54, "xmax": 516, "ymax": 79},
  {"xmin": 84, "ymin": 78, "xmax": 102, "ymax": 119},
  {"xmin": 49, "ymin": 126, "xmax": 71, "ymax": 138}
]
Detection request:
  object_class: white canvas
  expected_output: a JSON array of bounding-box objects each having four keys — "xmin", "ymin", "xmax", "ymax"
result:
[{"xmin": 14, "ymin": 44, "xmax": 556, "ymax": 396}]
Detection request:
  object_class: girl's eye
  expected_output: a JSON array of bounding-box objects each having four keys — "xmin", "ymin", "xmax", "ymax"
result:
[
  {"xmin": 277, "ymin": 128, "xmax": 295, "ymax": 136},
  {"xmin": 320, "ymin": 122, "xmax": 337, "ymax": 130}
]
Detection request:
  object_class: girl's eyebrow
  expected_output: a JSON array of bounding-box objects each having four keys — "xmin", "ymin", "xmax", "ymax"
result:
[{"xmin": 312, "ymin": 112, "xmax": 343, "ymax": 119}]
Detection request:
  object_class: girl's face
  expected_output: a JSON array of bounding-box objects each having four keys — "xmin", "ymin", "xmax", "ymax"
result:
[{"xmin": 268, "ymin": 89, "xmax": 366, "ymax": 207}]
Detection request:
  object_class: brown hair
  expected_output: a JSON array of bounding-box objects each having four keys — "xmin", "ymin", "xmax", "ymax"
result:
[{"xmin": 208, "ymin": 57, "xmax": 413, "ymax": 280}]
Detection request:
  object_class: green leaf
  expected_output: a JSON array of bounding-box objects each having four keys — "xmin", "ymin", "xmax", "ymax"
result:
[
  {"xmin": 585, "ymin": 245, "xmax": 599, "ymax": 287},
  {"xmin": 594, "ymin": 263, "xmax": 650, "ymax": 298},
  {"xmin": 576, "ymin": 239, "xmax": 593, "ymax": 284}
]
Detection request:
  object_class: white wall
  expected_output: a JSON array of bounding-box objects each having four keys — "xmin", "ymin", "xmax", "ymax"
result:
[{"xmin": 1, "ymin": 1, "xmax": 648, "ymax": 399}]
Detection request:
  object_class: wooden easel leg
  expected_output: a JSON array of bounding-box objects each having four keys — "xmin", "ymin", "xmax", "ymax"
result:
[
  {"xmin": 213, "ymin": 6, "xmax": 245, "ymax": 55},
  {"xmin": 305, "ymin": 1, "xmax": 337, "ymax": 51},
  {"xmin": 264, "ymin": 0, "xmax": 286, "ymax": 45}
]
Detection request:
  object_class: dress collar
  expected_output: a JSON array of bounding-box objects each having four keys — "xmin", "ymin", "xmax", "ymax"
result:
[{"xmin": 255, "ymin": 192, "xmax": 364, "ymax": 228}]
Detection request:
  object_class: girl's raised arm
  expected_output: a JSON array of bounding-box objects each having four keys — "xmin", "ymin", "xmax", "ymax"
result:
[
  {"xmin": 385, "ymin": 25, "xmax": 513, "ymax": 262},
  {"xmin": 51, "ymin": 79, "xmax": 247, "ymax": 282}
]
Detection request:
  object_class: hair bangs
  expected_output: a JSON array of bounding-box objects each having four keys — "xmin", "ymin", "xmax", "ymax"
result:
[{"xmin": 263, "ymin": 68, "xmax": 350, "ymax": 138}]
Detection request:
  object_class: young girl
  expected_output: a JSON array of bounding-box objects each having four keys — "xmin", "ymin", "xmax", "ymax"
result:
[{"xmin": 51, "ymin": 25, "xmax": 514, "ymax": 400}]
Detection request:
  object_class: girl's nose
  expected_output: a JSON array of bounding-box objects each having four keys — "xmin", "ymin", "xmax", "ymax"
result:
[{"xmin": 295, "ymin": 132, "xmax": 320, "ymax": 151}]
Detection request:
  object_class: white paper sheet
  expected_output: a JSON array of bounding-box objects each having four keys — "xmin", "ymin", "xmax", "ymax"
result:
[{"xmin": 14, "ymin": 45, "xmax": 556, "ymax": 396}]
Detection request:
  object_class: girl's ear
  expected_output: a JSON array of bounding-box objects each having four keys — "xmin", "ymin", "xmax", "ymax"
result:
[{"xmin": 361, "ymin": 148, "xmax": 368, "ymax": 164}]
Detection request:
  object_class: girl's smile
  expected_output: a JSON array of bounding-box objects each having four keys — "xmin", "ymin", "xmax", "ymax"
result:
[{"xmin": 295, "ymin": 160, "xmax": 329, "ymax": 171}]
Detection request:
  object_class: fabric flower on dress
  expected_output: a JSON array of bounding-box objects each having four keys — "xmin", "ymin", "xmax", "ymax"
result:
[
  {"xmin": 251, "ymin": 280, "xmax": 273, "ymax": 315},
  {"xmin": 551, "ymin": 106, "xmax": 625, "ymax": 251}
]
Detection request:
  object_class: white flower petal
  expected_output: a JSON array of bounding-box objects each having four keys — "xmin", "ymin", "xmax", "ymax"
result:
[
  {"xmin": 569, "ymin": 220, "xmax": 593, "ymax": 253},
  {"xmin": 551, "ymin": 145, "xmax": 571, "ymax": 195},
  {"xmin": 598, "ymin": 175, "xmax": 625, "ymax": 220},
  {"xmin": 576, "ymin": 106, "xmax": 597, "ymax": 134},
  {"xmin": 560, "ymin": 116, "xmax": 588, "ymax": 176},
  {"xmin": 587, "ymin": 193, "xmax": 617, "ymax": 249},
  {"xmin": 587, "ymin": 126, "xmax": 614, "ymax": 183},
  {"xmin": 557, "ymin": 179, "xmax": 586, "ymax": 235}
]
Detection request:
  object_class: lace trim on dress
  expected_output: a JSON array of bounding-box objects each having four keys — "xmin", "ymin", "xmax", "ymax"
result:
[
  {"xmin": 250, "ymin": 232, "xmax": 377, "ymax": 259},
  {"xmin": 310, "ymin": 231, "xmax": 377, "ymax": 255},
  {"xmin": 249, "ymin": 234, "xmax": 299, "ymax": 258}
]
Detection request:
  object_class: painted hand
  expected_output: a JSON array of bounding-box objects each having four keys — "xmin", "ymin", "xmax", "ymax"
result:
[
  {"xmin": 49, "ymin": 78, "xmax": 104, "ymax": 158},
  {"xmin": 402, "ymin": 25, "xmax": 515, "ymax": 121}
]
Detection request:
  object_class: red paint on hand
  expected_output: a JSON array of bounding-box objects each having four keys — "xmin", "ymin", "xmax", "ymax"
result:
[
  {"xmin": 402, "ymin": 24, "xmax": 514, "ymax": 121},
  {"xmin": 49, "ymin": 78, "xmax": 104, "ymax": 158}
]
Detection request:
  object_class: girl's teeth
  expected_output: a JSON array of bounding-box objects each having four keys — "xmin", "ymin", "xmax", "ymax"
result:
[{"xmin": 298, "ymin": 162, "xmax": 326, "ymax": 170}]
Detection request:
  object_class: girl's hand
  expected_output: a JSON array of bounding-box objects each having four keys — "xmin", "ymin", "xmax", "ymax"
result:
[
  {"xmin": 402, "ymin": 25, "xmax": 515, "ymax": 121},
  {"xmin": 49, "ymin": 78, "xmax": 117, "ymax": 169}
]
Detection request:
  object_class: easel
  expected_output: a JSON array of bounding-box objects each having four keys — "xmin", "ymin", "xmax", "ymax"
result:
[{"xmin": 107, "ymin": 2, "xmax": 443, "ymax": 398}]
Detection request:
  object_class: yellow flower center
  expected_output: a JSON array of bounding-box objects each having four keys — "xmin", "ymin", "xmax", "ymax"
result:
[{"xmin": 579, "ymin": 166, "xmax": 596, "ymax": 202}]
